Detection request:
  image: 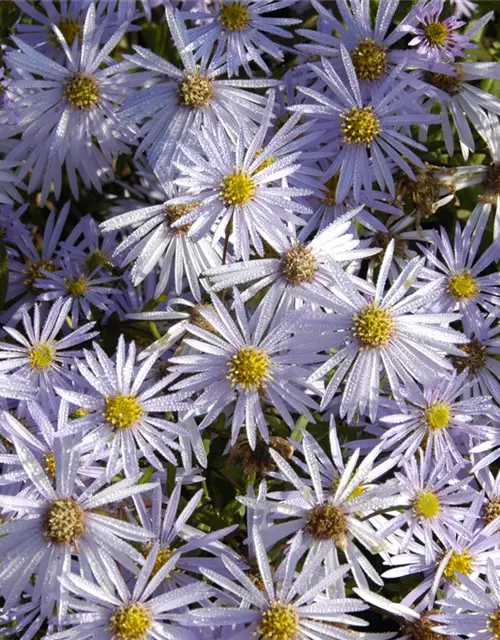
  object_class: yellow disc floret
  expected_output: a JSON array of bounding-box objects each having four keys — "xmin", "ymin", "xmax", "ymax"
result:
[
  {"xmin": 227, "ymin": 346, "xmax": 271, "ymax": 392},
  {"xmin": 50, "ymin": 17, "xmax": 82, "ymax": 47},
  {"xmin": 488, "ymin": 610, "xmax": 500, "ymax": 640},
  {"xmin": 443, "ymin": 550, "xmax": 473, "ymax": 584},
  {"xmin": 104, "ymin": 394, "xmax": 143, "ymax": 429},
  {"xmin": 341, "ymin": 106, "xmax": 381, "ymax": 145},
  {"xmin": 281, "ymin": 245, "xmax": 317, "ymax": 285},
  {"xmin": 109, "ymin": 603, "xmax": 152, "ymax": 640},
  {"xmin": 29, "ymin": 343, "xmax": 55, "ymax": 370},
  {"xmin": 413, "ymin": 491, "xmax": 440, "ymax": 519},
  {"xmin": 448, "ymin": 272, "xmax": 478, "ymax": 300},
  {"xmin": 44, "ymin": 498, "xmax": 84, "ymax": 544},
  {"xmin": 257, "ymin": 602, "xmax": 299, "ymax": 640},
  {"xmin": 220, "ymin": 171, "xmax": 256, "ymax": 206},
  {"xmin": 424, "ymin": 22, "xmax": 449, "ymax": 46},
  {"xmin": 306, "ymin": 504, "xmax": 348, "ymax": 549},
  {"xmin": 43, "ymin": 451, "xmax": 56, "ymax": 477},
  {"xmin": 351, "ymin": 39, "xmax": 387, "ymax": 82},
  {"xmin": 65, "ymin": 276, "xmax": 88, "ymax": 297},
  {"xmin": 165, "ymin": 202, "xmax": 200, "ymax": 234},
  {"xmin": 425, "ymin": 402, "xmax": 451, "ymax": 432},
  {"xmin": 64, "ymin": 72, "xmax": 100, "ymax": 110},
  {"xmin": 219, "ymin": 2, "xmax": 251, "ymax": 31},
  {"xmin": 352, "ymin": 303, "xmax": 395, "ymax": 348},
  {"xmin": 177, "ymin": 74, "xmax": 214, "ymax": 108}
]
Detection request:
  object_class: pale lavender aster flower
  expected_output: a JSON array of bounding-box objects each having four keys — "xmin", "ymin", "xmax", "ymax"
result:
[
  {"xmin": 241, "ymin": 432, "xmax": 399, "ymax": 588},
  {"xmin": 292, "ymin": 47, "xmax": 439, "ymax": 202},
  {"xmin": 168, "ymin": 290, "xmax": 319, "ymax": 449},
  {"xmin": 0, "ymin": 298, "xmax": 98, "ymax": 399},
  {"xmin": 185, "ymin": 527, "xmax": 391, "ymax": 640},
  {"xmin": 307, "ymin": 241, "xmax": 468, "ymax": 421},
  {"xmin": 451, "ymin": 0, "xmax": 478, "ymax": 18},
  {"xmin": 204, "ymin": 207, "xmax": 379, "ymax": 317},
  {"xmin": 0, "ymin": 158, "xmax": 22, "ymax": 206},
  {"xmin": 0, "ymin": 373, "xmax": 37, "ymax": 401},
  {"xmin": 418, "ymin": 215, "xmax": 500, "ymax": 333},
  {"xmin": 5, "ymin": 4, "xmax": 142, "ymax": 203},
  {"xmin": 184, "ymin": 0, "xmax": 301, "ymax": 77},
  {"xmin": 45, "ymin": 542, "xmax": 212, "ymax": 640},
  {"xmin": 0, "ymin": 434, "xmax": 157, "ymax": 620},
  {"xmin": 170, "ymin": 97, "xmax": 315, "ymax": 260},
  {"xmin": 119, "ymin": 4, "xmax": 277, "ymax": 170},
  {"xmin": 405, "ymin": 0, "xmax": 481, "ymax": 62},
  {"xmin": 56, "ymin": 335, "xmax": 189, "ymax": 479}
]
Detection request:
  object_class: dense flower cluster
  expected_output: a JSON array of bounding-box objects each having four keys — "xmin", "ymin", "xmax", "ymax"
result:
[{"xmin": 0, "ymin": 1, "xmax": 500, "ymax": 639}]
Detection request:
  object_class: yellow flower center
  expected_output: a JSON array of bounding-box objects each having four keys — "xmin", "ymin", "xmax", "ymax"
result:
[
  {"xmin": 144, "ymin": 543, "xmax": 175, "ymax": 578},
  {"xmin": 488, "ymin": 611, "xmax": 500, "ymax": 640},
  {"xmin": 257, "ymin": 603, "xmax": 299, "ymax": 640},
  {"xmin": 219, "ymin": 2, "xmax": 251, "ymax": 31},
  {"xmin": 424, "ymin": 21, "xmax": 449, "ymax": 46},
  {"xmin": 227, "ymin": 346, "xmax": 271, "ymax": 392},
  {"xmin": 104, "ymin": 394, "xmax": 143, "ymax": 429},
  {"xmin": 255, "ymin": 148, "xmax": 275, "ymax": 172},
  {"xmin": 443, "ymin": 550, "xmax": 473, "ymax": 584},
  {"xmin": 321, "ymin": 175, "xmax": 339, "ymax": 206},
  {"xmin": 70, "ymin": 407, "xmax": 90, "ymax": 419},
  {"xmin": 425, "ymin": 402, "xmax": 451, "ymax": 431},
  {"xmin": 189, "ymin": 304, "xmax": 217, "ymax": 334},
  {"xmin": 341, "ymin": 106, "xmax": 381, "ymax": 145},
  {"xmin": 43, "ymin": 451, "xmax": 56, "ymax": 477},
  {"xmin": 483, "ymin": 498, "xmax": 500, "ymax": 525},
  {"xmin": 352, "ymin": 303, "xmax": 395, "ymax": 348},
  {"xmin": 332, "ymin": 476, "xmax": 365, "ymax": 501},
  {"xmin": 44, "ymin": 498, "xmax": 84, "ymax": 544},
  {"xmin": 413, "ymin": 491, "xmax": 440, "ymax": 519},
  {"xmin": 65, "ymin": 276, "xmax": 88, "ymax": 297},
  {"xmin": 64, "ymin": 72, "xmax": 100, "ymax": 110},
  {"xmin": 29, "ymin": 343, "xmax": 55, "ymax": 370},
  {"xmin": 23, "ymin": 259, "xmax": 57, "ymax": 292},
  {"xmin": 484, "ymin": 163, "xmax": 500, "ymax": 198},
  {"xmin": 177, "ymin": 74, "xmax": 214, "ymax": 108},
  {"xmin": 452, "ymin": 338, "xmax": 486, "ymax": 375},
  {"xmin": 306, "ymin": 504, "xmax": 348, "ymax": 549},
  {"xmin": 50, "ymin": 16, "xmax": 82, "ymax": 47},
  {"xmin": 405, "ymin": 615, "xmax": 445, "ymax": 640},
  {"xmin": 448, "ymin": 272, "xmax": 478, "ymax": 300},
  {"xmin": 109, "ymin": 603, "xmax": 152, "ymax": 640},
  {"xmin": 351, "ymin": 38, "xmax": 387, "ymax": 81},
  {"xmin": 281, "ymin": 245, "xmax": 317, "ymax": 285},
  {"xmin": 220, "ymin": 171, "xmax": 256, "ymax": 206}
]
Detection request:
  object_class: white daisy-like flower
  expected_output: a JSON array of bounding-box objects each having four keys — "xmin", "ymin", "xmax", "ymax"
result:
[
  {"xmin": 0, "ymin": 298, "xmax": 98, "ymax": 398},
  {"xmin": 184, "ymin": 0, "xmax": 301, "ymax": 77},
  {"xmin": 0, "ymin": 435, "xmax": 157, "ymax": 620},
  {"xmin": 46, "ymin": 542, "xmax": 213, "ymax": 640},
  {"xmin": 204, "ymin": 207, "xmax": 379, "ymax": 317},
  {"xmin": 241, "ymin": 429, "xmax": 399, "ymax": 588},
  {"xmin": 167, "ymin": 290, "xmax": 320, "ymax": 449},
  {"xmin": 306, "ymin": 240, "xmax": 468, "ymax": 421},
  {"xmin": 56, "ymin": 335, "xmax": 189, "ymax": 479},
  {"xmin": 119, "ymin": 4, "xmax": 277, "ymax": 169},
  {"xmin": 5, "ymin": 4, "xmax": 141, "ymax": 203},
  {"xmin": 100, "ymin": 178, "xmax": 222, "ymax": 302},
  {"xmin": 185, "ymin": 527, "xmax": 393, "ymax": 640},
  {"xmin": 170, "ymin": 95, "xmax": 316, "ymax": 260}
]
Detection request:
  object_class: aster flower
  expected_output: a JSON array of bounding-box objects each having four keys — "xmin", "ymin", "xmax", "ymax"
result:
[
  {"xmin": 0, "ymin": 373, "xmax": 37, "ymax": 401},
  {"xmin": 306, "ymin": 240, "xmax": 468, "ymax": 421},
  {"xmin": 451, "ymin": 0, "xmax": 478, "ymax": 18},
  {"xmin": 119, "ymin": 4, "xmax": 277, "ymax": 169},
  {"xmin": 404, "ymin": 0, "xmax": 485, "ymax": 62},
  {"xmin": 0, "ymin": 435, "xmax": 157, "ymax": 619},
  {"xmin": 34, "ymin": 257, "xmax": 119, "ymax": 327},
  {"xmin": 430, "ymin": 558, "xmax": 500, "ymax": 640},
  {"xmin": 184, "ymin": 0, "xmax": 301, "ymax": 77},
  {"xmin": 377, "ymin": 447, "xmax": 477, "ymax": 553},
  {"xmin": 0, "ymin": 298, "xmax": 98, "ymax": 400},
  {"xmin": 56, "ymin": 335, "xmax": 188, "ymax": 479},
  {"xmin": 170, "ymin": 98, "xmax": 316, "ymax": 260},
  {"xmin": 130, "ymin": 483, "xmax": 238, "ymax": 591},
  {"xmin": 5, "ymin": 4, "xmax": 141, "ymax": 203},
  {"xmin": 45, "ymin": 542, "xmax": 213, "ymax": 640},
  {"xmin": 292, "ymin": 47, "xmax": 439, "ymax": 202},
  {"xmin": 167, "ymin": 290, "xmax": 319, "ymax": 449},
  {"xmin": 241, "ymin": 431, "xmax": 399, "ymax": 588},
  {"xmin": 418, "ymin": 215, "xmax": 500, "ymax": 333},
  {"xmin": 100, "ymin": 177, "xmax": 222, "ymax": 302},
  {"xmin": 186, "ymin": 527, "xmax": 392, "ymax": 640},
  {"xmin": 378, "ymin": 371, "xmax": 499, "ymax": 467},
  {"xmin": 0, "ymin": 158, "xmax": 22, "ymax": 205},
  {"xmin": 203, "ymin": 207, "xmax": 379, "ymax": 316}
]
